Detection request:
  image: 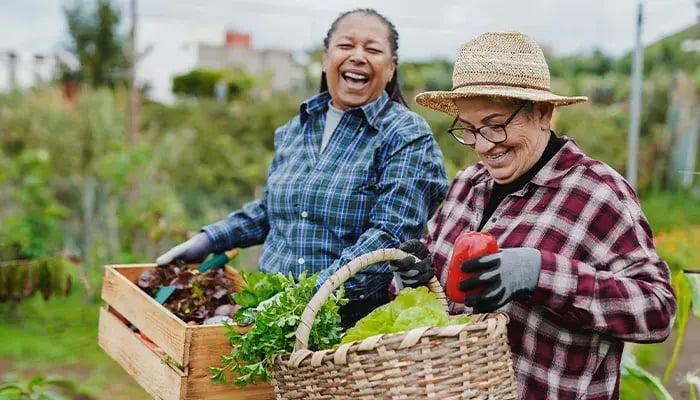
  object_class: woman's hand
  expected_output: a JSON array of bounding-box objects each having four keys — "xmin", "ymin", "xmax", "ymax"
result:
[
  {"xmin": 155, "ymin": 232, "xmax": 214, "ymax": 266},
  {"xmin": 459, "ymin": 247, "xmax": 541, "ymax": 313},
  {"xmin": 389, "ymin": 239, "xmax": 435, "ymax": 287}
]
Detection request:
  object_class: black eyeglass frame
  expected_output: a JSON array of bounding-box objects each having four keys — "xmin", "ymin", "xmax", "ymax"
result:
[{"xmin": 447, "ymin": 102, "xmax": 526, "ymax": 146}]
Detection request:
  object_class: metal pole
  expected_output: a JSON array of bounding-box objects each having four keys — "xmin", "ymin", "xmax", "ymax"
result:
[
  {"xmin": 7, "ymin": 51, "xmax": 18, "ymax": 90},
  {"xmin": 128, "ymin": 0, "xmax": 139, "ymax": 145},
  {"xmin": 627, "ymin": 0, "xmax": 644, "ymax": 190},
  {"xmin": 126, "ymin": 0, "xmax": 140, "ymax": 205}
]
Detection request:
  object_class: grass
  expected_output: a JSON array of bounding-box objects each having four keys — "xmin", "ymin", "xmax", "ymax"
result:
[
  {"xmin": 0, "ymin": 292, "xmax": 149, "ymax": 399},
  {"xmin": 640, "ymin": 190, "xmax": 700, "ymax": 233}
]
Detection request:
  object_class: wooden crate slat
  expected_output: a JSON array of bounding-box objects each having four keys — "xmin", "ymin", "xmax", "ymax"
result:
[
  {"xmin": 98, "ymin": 308, "xmax": 186, "ymax": 400},
  {"xmin": 184, "ymin": 325, "xmax": 275, "ymax": 399},
  {"xmin": 101, "ymin": 265, "xmax": 190, "ymax": 365}
]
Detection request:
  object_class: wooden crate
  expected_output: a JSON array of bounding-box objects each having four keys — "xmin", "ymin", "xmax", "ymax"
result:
[{"xmin": 98, "ymin": 262, "xmax": 275, "ymax": 400}]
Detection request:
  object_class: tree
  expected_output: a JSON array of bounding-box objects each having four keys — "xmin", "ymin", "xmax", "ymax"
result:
[
  {"xmin": 172, "ymin": 68, "xmax": 256, "ymax": 100},
  {"xmin": 63, "ymin": 0, "xmax": 127, "ymax": 88}
]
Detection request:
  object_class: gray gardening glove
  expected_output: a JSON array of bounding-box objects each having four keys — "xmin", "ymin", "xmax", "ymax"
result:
[
  {"xmin": 155, "ymin": 232, "xmax": 214, "ymax": 266},
  {"xmin": 389, "ymin": 239, "xmax": 435, "ymax": 288},
  {"xmin": 460, "ymin": 247, "xmax": 541, "ymax": 313}
]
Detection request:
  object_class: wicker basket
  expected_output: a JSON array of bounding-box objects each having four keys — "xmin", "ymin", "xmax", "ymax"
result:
[{"xmin": 271, "ymin": 248, "xmax": 517, "ymax": 399}]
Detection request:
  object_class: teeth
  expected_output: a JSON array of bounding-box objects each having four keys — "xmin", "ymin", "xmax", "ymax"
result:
[
  {"xmin": 344, "ymin": 72, "xmax": 368, "ymax": 80},
  {"xmin": 488, "ymin": 150, "xmax": 509, "ymax": 160}
]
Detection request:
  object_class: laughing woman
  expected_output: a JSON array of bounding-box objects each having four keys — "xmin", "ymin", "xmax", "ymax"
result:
[
  {"xmin": 390, "ymin": 31, "xmax": 676, "ymax": 398},
  {"xmin": 155, "ymin": 9, "xmax": 449, "ymax": 327}
]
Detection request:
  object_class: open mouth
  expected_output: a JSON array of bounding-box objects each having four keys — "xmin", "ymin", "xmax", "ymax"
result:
[
  {"xmin": 486, "ymin": 149, "xmax": 510, "ymax": 162},
  {"xmin": 342, "ymin": 71, "xmax": 370, "ymax": 89}
]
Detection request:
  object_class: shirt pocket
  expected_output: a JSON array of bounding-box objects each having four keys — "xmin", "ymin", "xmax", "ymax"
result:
[{"xmin": 314, "ymin": 164, "xmax": 377, "ymax": 242}]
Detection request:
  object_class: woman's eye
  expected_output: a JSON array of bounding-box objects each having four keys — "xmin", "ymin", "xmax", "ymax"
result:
[
  {"xmin": 338, "ymin": 44, "xmax": 353, "ymax": 49},
  {"xmin": 366, "ymin": 48, "xmax": 382, "ymax": 54}
]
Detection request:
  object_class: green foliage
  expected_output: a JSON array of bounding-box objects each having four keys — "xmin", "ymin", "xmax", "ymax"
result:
[
  {"xmin": 641, "ymin": 191, "xmax": 700, "ymax": 233},
  {"xmin": 63, "ymin": 0, "xmax": 127, "ymax": 87},
  {"xmin": 212, "ymin": 272, "xmax": 345, "ymax": 386},
  {"xmin": 621, "ymin": 354, "xmax": 674, "ymax": 400},
  {"xmin": 547, "ymin": 48, "xmax": 617, "ymax": 78},
  {"xmin": 139, "ymin": 94, "xmax": 299, "ymax": 217},
  {"xmin": 0, "ymin": 292, "xmax": 150, "ymax": 399},
  {"xmin": 172, "ymin": 68, "xmax": 256, "ymax": 100},
  {"xmin": 0, "ymin": 148, "xmax": 69, "ymax": 260},
  {"xmin": 231, "ymin": 271, "xmax": 289, "ymax": 324},
  {"xmin": 400, "ymin": 61, "xmax": 453, "ymax": 94},
  {"xmin": 663, "ymin": 272, "xmax": 692, "ymax": 384},
  {"xmin": 0, "ymin": 375, "xmax": 85, "ymax": 400},
  {"xmin": 0, "ymin": 257, "xmax": 72, "ymax": 303}
]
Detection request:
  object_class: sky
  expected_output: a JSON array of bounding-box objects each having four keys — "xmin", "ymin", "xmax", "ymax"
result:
[{"xmin": 0, "ymin": 0, "xmax": 698, "ymax": 101}]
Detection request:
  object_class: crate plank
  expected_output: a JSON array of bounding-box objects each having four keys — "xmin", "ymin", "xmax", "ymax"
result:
[
  {"xmin": 184, "ymin": 324, "xmax": 275, "ymax": 399},
  {"xmin": 102, "ymin": 265, "xmax": 190, "ymax": 366},
  {"xmin": 98, "ymin": 308, "xmax": 185, "ymax": 400}
]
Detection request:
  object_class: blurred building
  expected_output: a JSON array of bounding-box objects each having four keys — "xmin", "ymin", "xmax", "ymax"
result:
[
  {"xmin": 0, "ymin": 51, "xmax": 65, "ymax": 92},
  {"xmin": 196, "ymin": 30, "xmax": 306, "ymax": 93}
]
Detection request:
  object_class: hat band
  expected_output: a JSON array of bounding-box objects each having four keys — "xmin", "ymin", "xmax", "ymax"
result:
[{"xmin": 452, "ymin": 81, "xmax": 550, "ymax": 92}]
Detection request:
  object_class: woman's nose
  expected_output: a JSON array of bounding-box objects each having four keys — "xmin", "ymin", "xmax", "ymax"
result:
[
  {"xmin": 349, "ymin": 47, "xmax": 367, "ymax": 63},
  {"xmin": 474, "ymin": 134, "xmax": 496, "ymax": 153}
]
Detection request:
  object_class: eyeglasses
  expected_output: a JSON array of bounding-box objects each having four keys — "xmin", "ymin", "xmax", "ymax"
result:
[{"xmin": 447, "ymin": 102, "xmax": 526, "ymax": 146}]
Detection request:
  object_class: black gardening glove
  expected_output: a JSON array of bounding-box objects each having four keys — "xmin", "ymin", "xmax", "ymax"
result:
[{"xmin": 389, "ymin": 239, "xmax": 435, "ymax": 288}]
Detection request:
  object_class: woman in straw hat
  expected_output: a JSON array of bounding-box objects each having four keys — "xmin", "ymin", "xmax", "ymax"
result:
[
  {"xmin": 155, "ymin": 9, "xmax": 448, "ymax": 328},
  {"xmin": 390, "ymin": 31, "xmax": 676, "ymax": 398}
]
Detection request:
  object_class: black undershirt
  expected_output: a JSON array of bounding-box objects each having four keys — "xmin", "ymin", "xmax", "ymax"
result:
[{"xmin": 477, "ymin": 132, "xmax": 565, "ymax": 231}]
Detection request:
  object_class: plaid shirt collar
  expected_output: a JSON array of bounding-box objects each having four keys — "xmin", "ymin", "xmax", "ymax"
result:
[{"xmin": 300, "ymin": 90, "xmax": 391, "ymax": 130}]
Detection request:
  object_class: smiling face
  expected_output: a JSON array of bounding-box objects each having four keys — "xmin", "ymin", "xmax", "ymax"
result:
[
  {"xmin": 322, "ymin": 13, "xmax": 396, "ymax": 110},
  {"xmin": 453, "ymin": 97, "xmax": 554, "ymax": 184}
]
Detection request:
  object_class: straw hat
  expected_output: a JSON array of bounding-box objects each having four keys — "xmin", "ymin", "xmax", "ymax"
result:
[{"xmin": 415, "ymin": 31, "xmax": 587, "ymax": 117}]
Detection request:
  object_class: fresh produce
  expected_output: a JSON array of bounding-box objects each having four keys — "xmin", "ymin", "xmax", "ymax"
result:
[
  {"xmin": 445, "ymin": 231, "xmax": 499, "ymax": 303},
  {"xmin": 211, "ymin": 271, "xmax": 346, "ymax": 387},
  {"xmin": 341, "ymin": 286, "xmax": 471, "ymax": 344},
  {"xmin": 137, "ymin": 262, "xmax": 237, "ymax": 324},
  {"xmin": 214, "ymin": 304, "xmax": 240, "ymax": 318},
  {"xmin": 230, "ymin": 270, "xmax": 289, "ymax": 325}
]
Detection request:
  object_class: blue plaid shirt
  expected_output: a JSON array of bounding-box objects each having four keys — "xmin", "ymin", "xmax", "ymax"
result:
[{"xmin": 203, "ymin": 91, "xmax": 448, "ymax": 300}]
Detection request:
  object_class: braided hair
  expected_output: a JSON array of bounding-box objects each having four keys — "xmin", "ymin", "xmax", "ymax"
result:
[{"xmin": 319, "ymin": 8, "xmax": 408, "ymax": 107}]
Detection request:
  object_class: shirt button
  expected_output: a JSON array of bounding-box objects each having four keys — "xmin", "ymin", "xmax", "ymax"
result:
[
  {"xmin": 297, "ymin": 257, "xmax": 305, "ymax": 265},
  {"xmin": 491, "ymin": 217, "xmax": 497, "ymax": 223},
  {"xmin": 301, "ymin": 211, "xmax": 308, "ymax": 218},
  {"xmin": 359, "ymin": 294, "xmax": 365, "ymax": 299}
]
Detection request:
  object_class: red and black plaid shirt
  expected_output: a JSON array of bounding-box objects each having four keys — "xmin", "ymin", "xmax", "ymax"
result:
[{"xmin": 425, "ymin": 139, "xmax": 676, "ymax": 399}]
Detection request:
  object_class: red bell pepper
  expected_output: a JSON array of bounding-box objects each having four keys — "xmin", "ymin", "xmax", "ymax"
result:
[{"xmin": 445, "ymin": 231, "xmax": 499, "ymax": 303}]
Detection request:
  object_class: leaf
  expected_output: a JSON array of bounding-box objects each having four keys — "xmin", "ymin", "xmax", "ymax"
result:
[
  {"xmin": 232, "ymin": 291, "xmax": 258, "ymax": 308},
  {"xmin": 622, "ymin": 354, "xmax": 674, "ymax": 400},
  {"xmin": 686, "ymin": 373, "xmax": 700, "ymax": 400},
  {"xmin": 685, "ymin": 272, "xmax": 700, "ymax": 320},
  {"xmin": 663, "ymin": 271, "xmax": 691, "ymax": 384}
]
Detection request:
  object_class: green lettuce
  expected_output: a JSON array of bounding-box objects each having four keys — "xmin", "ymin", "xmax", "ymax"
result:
[{"xmin": 341, "ymin": 286, "xmax": 471, "ymax": 344}]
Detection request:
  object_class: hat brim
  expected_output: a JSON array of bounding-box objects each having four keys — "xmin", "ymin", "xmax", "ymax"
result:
[{"xmin": 415, "ymin": 85, "xmax": 588, "ymax": 117}]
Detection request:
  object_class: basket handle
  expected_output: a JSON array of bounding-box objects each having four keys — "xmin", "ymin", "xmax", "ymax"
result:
[{"xmin": 294, "ymin": 248, "xmax": 447, "ymax": 352}]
